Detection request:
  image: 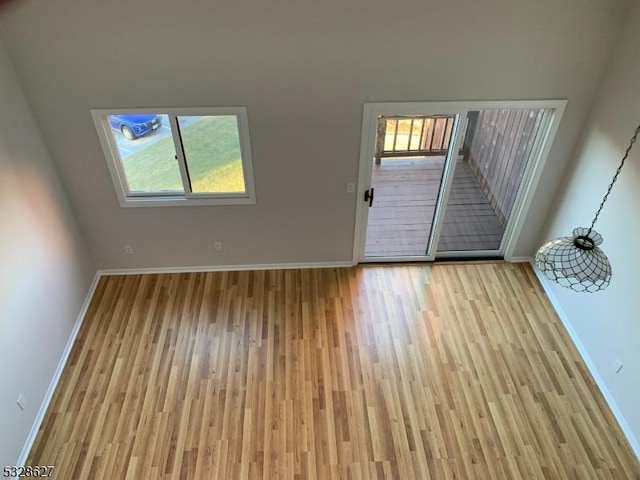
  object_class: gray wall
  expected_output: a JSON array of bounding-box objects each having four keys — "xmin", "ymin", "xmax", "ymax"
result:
[
  {"xmin": 540, "ymin": 0, "xmax": 640, "ymax": 453},
  {"xmin": 0, "ymin": 0, "xmax": 629, "ymax": 269},
  {"xmin": 0, "ymin": 41, "xmax": 95, "ymax": 465}
]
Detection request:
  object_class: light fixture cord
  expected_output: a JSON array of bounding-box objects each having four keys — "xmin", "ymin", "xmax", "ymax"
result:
[{"xmin": 587, "ymin": 123, "xmax": 640, "ymax": 236}]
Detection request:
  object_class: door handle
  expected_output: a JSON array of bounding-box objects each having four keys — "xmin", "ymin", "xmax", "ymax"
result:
[{"xmin": 364, "ymin": 188, "xmax": 375, "ymax": 207}]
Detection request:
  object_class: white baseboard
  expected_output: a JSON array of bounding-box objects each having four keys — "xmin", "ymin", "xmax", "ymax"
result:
[
  {"xmin": 25, "ymin": 259, "xmax": 637, "ymax": 467},
  {"xmin": 16, "ymin": 272, "xmax": 101, "ymax": 467},
  {"xmin": 16, "ymin": 261, "xmax": 353, "ymax": 465},
  {"xmin": 530, "ymin": 260, "xmax": 640, "ymax": 460},
  {"xmin": 506, "ymin": 256, "xmax": 533, "ymax": 263},
  {"xmin": 99, "ymin": 260, "xmax": 355, "ymax": 276}
]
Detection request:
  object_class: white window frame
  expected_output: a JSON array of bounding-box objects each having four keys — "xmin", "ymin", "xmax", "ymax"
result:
[{"xmin": 91, "ymin": 106, "xmax": 256, "ymax": 207}]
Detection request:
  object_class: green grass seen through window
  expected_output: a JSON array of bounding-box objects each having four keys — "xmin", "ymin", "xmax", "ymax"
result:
[{"xmin": 121, "ymin": 116, "xmax": 245, "ymax": 194}]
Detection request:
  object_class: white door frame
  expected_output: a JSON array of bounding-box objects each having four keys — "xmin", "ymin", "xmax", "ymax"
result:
[{"xmin": 352, "ymin": 99, "xmax": 567, "ymax": 264}]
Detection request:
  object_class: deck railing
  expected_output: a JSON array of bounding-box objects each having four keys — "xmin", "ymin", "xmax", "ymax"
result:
[{"xmin": 375, "ymin": 115, "xmax": 456, "ymax": 164}]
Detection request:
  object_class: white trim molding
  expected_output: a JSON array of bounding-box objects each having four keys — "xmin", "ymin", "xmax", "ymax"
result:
[
  {"xmin": 507, "ymin": 256, "xmax": 534, "ymax": 263},
  {"xmin": 531, "ymin": 260, "xmax": 640, "ymax": 460},
  {"xmin": 99, "ymin": 261, "xmax": 355, "ymax": 276},
  {"xmin": 17, "ymin": 272, "xmax": 102, "ymax": 467},
  {"xmin": 22, "ymin": 258, "xmax": 638, "ymax": 469},
  {"xmin": 15, "ymin": 260, "xmax": 353, "ymax": 465}
]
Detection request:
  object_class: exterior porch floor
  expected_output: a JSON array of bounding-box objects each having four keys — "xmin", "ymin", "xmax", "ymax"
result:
[{"xmin": 365, "ymin": 157, "xmax": 505, "ymax": 258}]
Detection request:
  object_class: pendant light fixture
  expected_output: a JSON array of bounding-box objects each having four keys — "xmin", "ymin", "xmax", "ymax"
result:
[{"xmin": 535, "ymin": 124, "xmax": 640, "ymax": 292}]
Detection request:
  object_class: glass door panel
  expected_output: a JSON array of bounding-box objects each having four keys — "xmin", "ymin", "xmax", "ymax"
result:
[
  {"xmin": 436, "ymin": 108, "xmax": 551, "ymax": 254},
  {"xmin": 364, "ymin": 114, "xmax": 459, "ymax": 258},
  {"xmin": 356, "ymin": 101, "xmax": 565, "ymax": 264}
]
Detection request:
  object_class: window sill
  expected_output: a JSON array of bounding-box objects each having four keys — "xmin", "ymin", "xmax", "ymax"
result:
[{"xmin": 117, "ymin": 196, "xmax": 257, "ymax": 208}]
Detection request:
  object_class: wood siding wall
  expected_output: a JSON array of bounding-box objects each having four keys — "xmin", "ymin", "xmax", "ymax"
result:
[{"xmin": 464, "ymin": 109, "xmax": 548, "ymax": 225}]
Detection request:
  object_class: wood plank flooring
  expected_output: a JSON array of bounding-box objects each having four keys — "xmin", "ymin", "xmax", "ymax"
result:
[
  {"xmin": 27, "ymin": 263, "xmax": 640, "ymax": 479},
  {"xmin": 365, "ymin": 158, "xmax": 504, "ymax": 257}
]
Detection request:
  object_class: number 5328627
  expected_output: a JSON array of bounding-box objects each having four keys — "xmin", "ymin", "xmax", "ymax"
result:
[{"xmin": 3, "ymin": 465, "xmax": 55, "ymax": 477}]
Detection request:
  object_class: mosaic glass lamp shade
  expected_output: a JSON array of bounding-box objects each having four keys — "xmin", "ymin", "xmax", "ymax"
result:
[
  {"xmin": 535, "ymin": 228, "xmax": 610, "ymax": 292},
  {"xmin": 535, "ymin": 124, "xmax": 640, "ymax": 293}
]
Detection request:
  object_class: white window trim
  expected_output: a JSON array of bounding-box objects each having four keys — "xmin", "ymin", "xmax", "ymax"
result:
[{"xmin": 91, "ymin": 106, "xmax": 256, "ymax": 207}]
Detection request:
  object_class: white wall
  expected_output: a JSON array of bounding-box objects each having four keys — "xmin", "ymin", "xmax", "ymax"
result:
[
  {"xmin": 0, "ymin": 41, "xmax": 95, "ymax": 465},
  {"xmin": 0, "ymin": 0, "xmax": 629, "ymax": 269},
  {"xmin": 539, "ymin": 0, "xmax": 640, "ymax": 453}
]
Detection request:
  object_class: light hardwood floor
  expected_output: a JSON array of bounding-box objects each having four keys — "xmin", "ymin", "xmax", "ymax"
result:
[{"xmin": 28, "ymin": 263, "xmax": 640, "ymax": 479}]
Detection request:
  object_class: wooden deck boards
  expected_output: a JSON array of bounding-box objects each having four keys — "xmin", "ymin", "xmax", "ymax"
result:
[{"xmin": 365, "ymin": 157, "xmax": 505, "ymax": 257}]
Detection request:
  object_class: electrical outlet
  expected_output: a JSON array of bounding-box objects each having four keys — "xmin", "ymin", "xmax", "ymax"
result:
[
  {"xmin": 612, "ymin": 358, "xmax": 623, "ymax": 374},
  {"xmin": 16, "ymin": 394, "xmax": 27, "ymax": 411},
  {"xmin": 124, "ymin": 245, "xmax": 133, "ymax": 255},
  {"xmin": 214, "ymin": 242, "xmax": 223, "ymax": 251},
  {"xmin": 346, "ymin": 182, "xmax": 355, "ymax": 193}
]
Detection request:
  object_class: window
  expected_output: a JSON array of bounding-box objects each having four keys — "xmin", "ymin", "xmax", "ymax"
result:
[{"xmin": 91, "ymin": 107, "xmax": 256, "ymax": 206}]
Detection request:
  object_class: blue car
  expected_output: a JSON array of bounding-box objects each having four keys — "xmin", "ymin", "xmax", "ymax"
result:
[{"xmin": 109, "ymin": 114, "xmax": 163, "ymax": 141}]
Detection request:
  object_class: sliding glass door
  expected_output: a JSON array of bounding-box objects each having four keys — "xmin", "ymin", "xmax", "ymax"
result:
[
  {"xmin": 436, "ymin": 107, "xmax": 554, "ymax": 256},
  {"xmin": 354, "ymin": 101, "xmax": 566, "ymax": 263},
  {"xmin": 363, "ymin": 114, "xmax": 461, "ymax": 259}
]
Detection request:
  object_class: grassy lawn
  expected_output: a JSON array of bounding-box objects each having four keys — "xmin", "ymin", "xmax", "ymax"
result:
[{"xmin": 121, "ymin": 116, "xmax": 246, "ymax": 193}]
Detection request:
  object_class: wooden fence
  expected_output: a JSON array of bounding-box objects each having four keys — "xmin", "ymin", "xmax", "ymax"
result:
[{"xmin": 463, "ymin": 108, "xmax": 549, "ymax": 225}]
